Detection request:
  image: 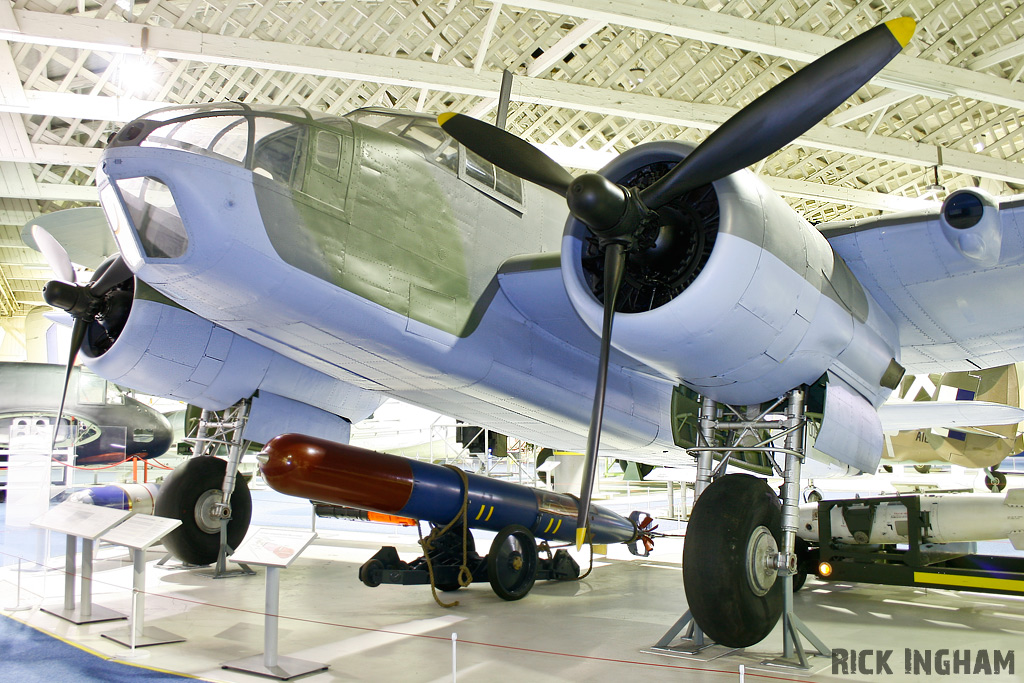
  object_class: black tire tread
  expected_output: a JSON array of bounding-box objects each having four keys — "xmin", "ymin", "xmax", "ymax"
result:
[
  {"xmin": 155, "ymin": 456, "xmax": 252, "ymax": 566},
  {"xmin": 682, "ymin": 474, "xmax": 783, "ymax": 647}
]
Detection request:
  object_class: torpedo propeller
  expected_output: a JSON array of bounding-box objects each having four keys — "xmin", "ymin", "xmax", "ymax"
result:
[
  {"xmin": 33, "ymin": 224, "xmax": 134, "ymax": 451},
  {"xmin": 440, "ymin": 18, "xmax": 915, "ymax": 548}
]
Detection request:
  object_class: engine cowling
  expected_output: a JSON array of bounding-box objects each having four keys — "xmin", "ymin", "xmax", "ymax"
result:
[
  {"xmin": 561, "ymin": 140, "xmax": 902, "ymax": 408},
  {"xmin": 940, "ymin": 188, "xmax": 1001, "ymax": 266},
  {"xmin": 83, "ymin": 280, "xmax": 384, "ymax": 444}
]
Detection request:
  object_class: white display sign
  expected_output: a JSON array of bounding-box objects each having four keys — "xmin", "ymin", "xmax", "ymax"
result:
[
  {"xmin": 32, "ymin": 501, "xmax": 132, "ymax": 539},
  {"xmin": 230, "ymin": 528, "xmax": 317, "ymax": 568},
  {"xmin": 100, "ymin": 514, "xmax": 182, "ymax": 550}
]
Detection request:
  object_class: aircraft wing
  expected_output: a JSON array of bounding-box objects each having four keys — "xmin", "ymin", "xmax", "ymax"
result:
[
  {"xmin": 823, "ymin": 193, "xmax": 1024, "ymax": 374},
  {"xmin": 21, "ymin": 207, "xmax": 117, "ymax": 270},
  {"xmin": 878, "ymin": 401, "xmax": 1024, "ymax": 432}
]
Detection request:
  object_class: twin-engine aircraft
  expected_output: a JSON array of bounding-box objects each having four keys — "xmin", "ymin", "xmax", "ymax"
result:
[{"xmin": 35, "ymin": 17, "xmax": 1024, "ymax": 647}]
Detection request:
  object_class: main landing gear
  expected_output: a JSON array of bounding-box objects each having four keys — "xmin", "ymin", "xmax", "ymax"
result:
[
  {"xmin": 155, "ymin": 401, "xmax": 254, "ymax": 575},
  {"xmin": 653, "ymin": 388, "xmax": 829, "ymax": 668}
]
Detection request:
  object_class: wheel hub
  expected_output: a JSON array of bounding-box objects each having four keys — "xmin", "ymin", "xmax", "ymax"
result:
[
  {"xmin": 195, "ymin": 488, "xmax": 224, "ymax": 534},
  {"xmin": 745, "ymin": 525, "xmax": 779, "ymax": 596},
  {"xmin": 510, "ymin": 553, "xmax": 523, "ymax": 571}
]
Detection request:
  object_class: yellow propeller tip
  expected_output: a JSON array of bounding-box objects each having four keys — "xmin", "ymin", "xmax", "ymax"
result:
[
  {"xmin": 885, "ymin": 17, "xmax": 916, "ymax": 48},
  {"xmin": 437, "ymin": 112, "xmax": 457, "ymax": 126},
  {"xmin": 575, "ymin": 527, "xmax": 588, "ymax": 550}
]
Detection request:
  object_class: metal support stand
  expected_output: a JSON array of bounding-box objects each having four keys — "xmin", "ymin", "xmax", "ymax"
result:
[
  {"xmin": 646, "ymin": 397, "xmax": 719, "ymax": 656},
  {"xmin": 43, "ymin": 536, "xmax": 125, "ymax": 625},
  {"xmin": 763, "ymin": 388, "xmax": 830, "ymax": 670},
  {"xmin": 222, "ymin": 566, "xmax": 328, "ymax": 680},
  {"xmin": 190, "ymin": 402, "xmax": 256, "ymax": 579},
  {"xmin": 42, "ymin": 536, "xmax": 124, "ymax": 626},
  {"xmin": 103, "ymin": 548, "xmax": 185, "ymax": 647}
]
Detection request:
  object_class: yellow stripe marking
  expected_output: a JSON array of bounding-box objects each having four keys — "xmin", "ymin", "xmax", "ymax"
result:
[
  {"xmin": 544, "ymin": 518, "xmax": 554, "ymax": 533},
  {"xmin": 914, "ymin": 571, "xmax": 1024, "ymax": 593},
  {"xmin": 485, "ymin": 506, "xmax": 494, "ymax": 521},
  {"xmin": 475, "ymin": 504, "xmax": 485, "ymax": 521},
  {"xmin": 437, "ymin": 112, "xmax": 456, "ymax": 126},
  {"xmin": 885, "ymin": 17, "xmax": 916, "ymax": 48},
  {"xmin": 553, "ymin": 519, "xmax": 562, "ymax": 534}
]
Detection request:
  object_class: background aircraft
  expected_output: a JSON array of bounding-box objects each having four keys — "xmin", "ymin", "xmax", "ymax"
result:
[
  {"xmin": 0, "ymin": 361, "xmax": 173, "ymax": 465},
  {"xmin": 0, "ymin": 361, "xmax": 174, "ymax": 502},
  {"xmin": 31, "ymin": 18, "xmax": 1024, "ymax": 648},
  {"xmin": 880, "ymin": 363, "xmax": 1023, "ymax": 487}
]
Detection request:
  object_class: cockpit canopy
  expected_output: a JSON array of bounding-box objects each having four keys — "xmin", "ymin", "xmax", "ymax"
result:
[{"xmin": 108, "ymin": 103, "xmax": 454, "ymax": 171}]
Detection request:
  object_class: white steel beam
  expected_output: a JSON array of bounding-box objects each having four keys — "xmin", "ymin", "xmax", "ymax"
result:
[
  {"xmin": 967, "ymin": 37, "xmax": 1024, "ymax": 71},
  {"xmin": 492, "ymin": 0, "xmax": 1024, "ymax": 109},
  {"xmin": 1, "ymin": 13, "xmax": 1021, "ymax": 184},
  {"xmin": 8, "ymin": 8, "xmax": 1024, "ymax": 112}
]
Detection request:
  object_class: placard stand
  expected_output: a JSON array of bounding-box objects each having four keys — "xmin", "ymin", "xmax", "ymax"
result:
[
  {"xmin": 222, "ymin": 529, "xmax": 327, "ymax": 681},
  {"xmin": 32, "ymin": 502, "xmax": 132, "ymax": 625},
  {"xmin": 100, "ymin": 514, "xmax": 185, "ymax": 648}
]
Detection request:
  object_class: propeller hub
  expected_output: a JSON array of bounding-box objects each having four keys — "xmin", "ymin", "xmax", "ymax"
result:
[
  {"xmin": 43, "ymin": 280, "xmax": 96, "ymax": 318},
  {"xmin": 567, "ymin": 174, "xmax": 630, "ymax": 236}
]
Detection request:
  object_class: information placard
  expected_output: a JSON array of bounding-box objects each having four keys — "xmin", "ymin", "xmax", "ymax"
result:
[
  {"xmin": 230, "ymin": 528, "xmax": 317, "ymax": 568},
  {"xmin": 100, "ymin": 514, "xmax": 182, "ymax": 550},
  {"xmin": 32, "ymin": 501, "xmax": 132, "ymax": 539}
]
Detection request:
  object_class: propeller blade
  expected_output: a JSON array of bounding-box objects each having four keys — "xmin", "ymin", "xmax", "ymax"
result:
[
  {"xmin": 438, "ymin": 113, "xmax": 575, "ymax": 196},
  {"xmin": 640, "ymin": 17, "xmax": 915, "ymax": 209},
  {"xmin": 52, "ymin": 317, "xmax": 88, "ymax": 453},
  {"xmin": 575, "ymin": 242, "xmax": 628, "ymax": 549},
  {"xmin": 89, "ymin": 255, "xmax": 133, "ymax": 297},
  {"xmin": 31, "ymin": 224, "xmax": 76, "ymax": 284}
]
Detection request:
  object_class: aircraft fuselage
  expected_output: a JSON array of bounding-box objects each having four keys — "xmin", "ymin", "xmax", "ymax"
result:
[{"xmin": 98, "ymin": 106, "xmax": 672, "ymax": 455}]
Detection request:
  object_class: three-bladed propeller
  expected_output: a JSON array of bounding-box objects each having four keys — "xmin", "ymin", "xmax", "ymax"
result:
[
  {"xmin": 441, "ymin": 18, "xmax": 915, "ymax": 548},
  {"xmin": 33, "ymin": 224, "xmax": 135, "ymax": 452}
]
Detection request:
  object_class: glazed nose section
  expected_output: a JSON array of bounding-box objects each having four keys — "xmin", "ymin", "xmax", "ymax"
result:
[{"xmin": 105, "ymin": 177, "xmax": 189, "ymax": 260}]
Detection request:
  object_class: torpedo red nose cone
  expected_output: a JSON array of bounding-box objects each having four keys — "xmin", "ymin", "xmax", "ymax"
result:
[{"xmin": 259, "ymin": 433, "xmax": 416, "ymax": 514}]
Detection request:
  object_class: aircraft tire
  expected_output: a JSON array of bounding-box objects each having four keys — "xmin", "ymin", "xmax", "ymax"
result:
[
  {"xmin": 987, "ymin": 470, "xmax": 1007, "ymax": 493},
  {"xmin": 487, "ymin": 525, "xmax": 538, "ymax": 601},
  {"xmin": 683, "ymin": 474, "xmax": 783, "ymax": 648},
  {"xmin": 155, "ymin": 456, "xmax": 252, "ymax": 566}
]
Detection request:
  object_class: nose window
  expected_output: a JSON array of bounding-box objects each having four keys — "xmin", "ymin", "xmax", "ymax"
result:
[{"xmin": 114, "ymin": 177, "xmax": 189, "ymax": 259}]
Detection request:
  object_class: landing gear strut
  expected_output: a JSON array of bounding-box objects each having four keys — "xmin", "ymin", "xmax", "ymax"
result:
[
  {"xmin": 155, "ymin": 400, "xmax": 254, "ymax": 576},
  {"xmin": 651, "ymin": 388, "xmax": 829, "ymax": 667}
]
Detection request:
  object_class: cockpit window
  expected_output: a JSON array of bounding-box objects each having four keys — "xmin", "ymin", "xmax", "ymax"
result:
[
  {"xmin": 251, "ymin": 120, "xmax": 306, "ymax": 185},
  {"xmin": 459, "ymin": 148, "xmax": 524, "ymax": 210},
  {"xmin": 315, "ymin": 131, "xmax": 342, "ymax": 172},
  {"xmin": 143, "ymin": 115, "xmax": 249, "ymax": 163}
]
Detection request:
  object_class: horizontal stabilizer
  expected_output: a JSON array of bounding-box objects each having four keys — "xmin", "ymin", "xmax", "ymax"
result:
[
  {"xmin": 878, "ymin": 401, "xmax": 1024, "ymax": 432},
  {"xmin": 1010, "ymin": 532, "xmax": 1024, "ymax": 552}
]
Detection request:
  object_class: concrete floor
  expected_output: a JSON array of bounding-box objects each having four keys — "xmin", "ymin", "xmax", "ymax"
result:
[{"xmin": 2, "ymin": 487, "xmax": 1024, "ymax": 682}]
